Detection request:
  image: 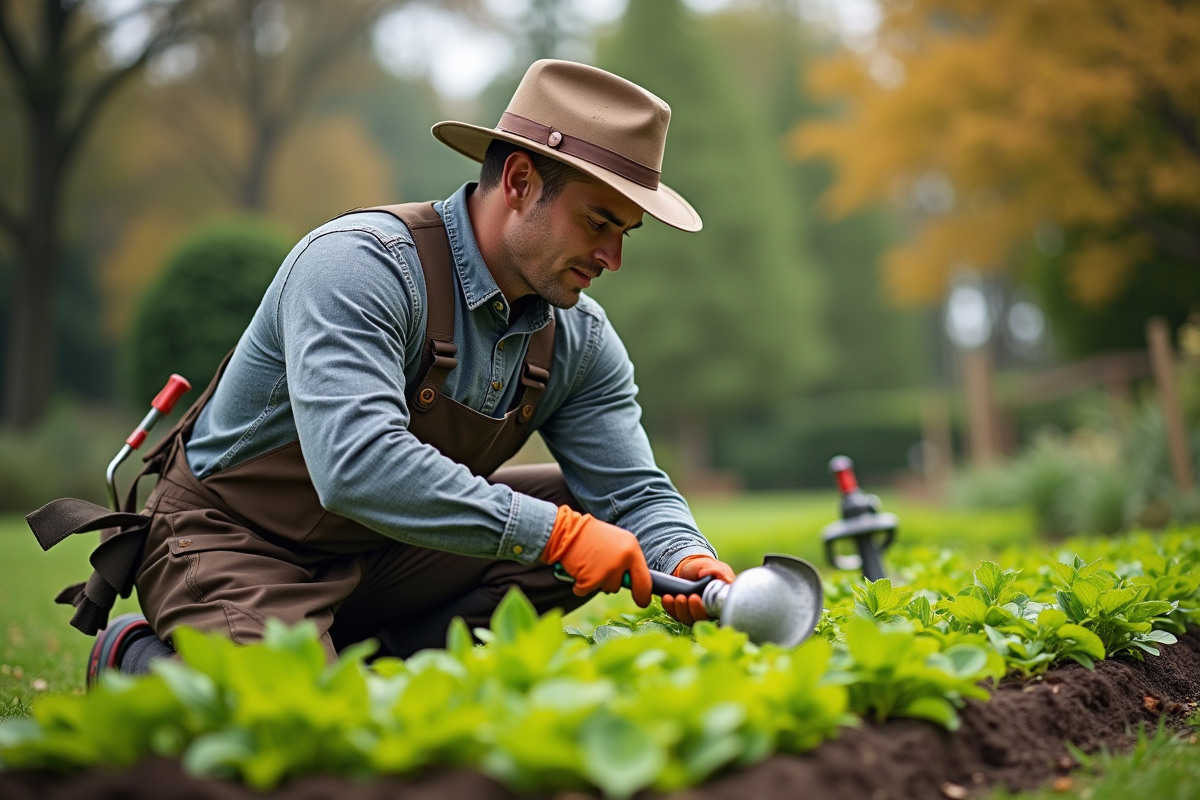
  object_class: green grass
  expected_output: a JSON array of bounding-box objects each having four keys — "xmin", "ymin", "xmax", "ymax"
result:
[
  {"xmin": 690, "ymin": 490, "xmax": 1035, "ymax": 572},
  {"xmin": 0, "ymin": 517, "xmax": 140, "ymax": 718},
  {"xmin": 990, "ymin": 719, "xmax": 1200, "ymax": 800}
]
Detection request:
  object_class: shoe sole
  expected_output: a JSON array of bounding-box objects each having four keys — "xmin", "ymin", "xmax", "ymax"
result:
[{"xmin": 86, "ymin": 613, "xmax": 152, "ymax": 690}]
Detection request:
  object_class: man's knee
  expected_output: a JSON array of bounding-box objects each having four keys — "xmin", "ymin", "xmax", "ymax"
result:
[{"xmin": 488, "ymin": 463, "xmax": 583, "ymax": 511}]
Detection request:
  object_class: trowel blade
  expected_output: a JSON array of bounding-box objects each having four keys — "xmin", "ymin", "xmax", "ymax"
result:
[{"xmin": 716, "ymin": 554, "xmax": 824, "ymax": 648}]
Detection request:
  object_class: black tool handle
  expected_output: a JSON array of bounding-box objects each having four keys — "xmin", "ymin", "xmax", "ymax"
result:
[
  {"xmin": 857, "ymin": 537, "xmax": 887, "ymax": 583},
  {"xmin": 651, "ymin": 572, "xmax": 716, "ymax": 597},
  {"xmin": 553, "ymin": 563, "xmax": 717, "ymax": 596}
]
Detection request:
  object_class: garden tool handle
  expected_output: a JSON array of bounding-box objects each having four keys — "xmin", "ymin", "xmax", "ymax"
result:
[
  {"xmin": 106, "ymin": 373, "xmax": 192, "ymax": 510},
  {"xmin": 552, "ymin": 563, "xmax": 716, "ymax": 597}
]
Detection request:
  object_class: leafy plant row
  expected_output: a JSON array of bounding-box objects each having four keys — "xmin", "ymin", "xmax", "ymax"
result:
[{"xmin": 1, "ymin": 532, "xmax": 1197, "ymax": 797}]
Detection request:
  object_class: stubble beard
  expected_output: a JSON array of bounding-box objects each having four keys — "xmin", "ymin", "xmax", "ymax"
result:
[{"xmin": 506, "ymin": 204, "xmax": 589, "ymax": 310}]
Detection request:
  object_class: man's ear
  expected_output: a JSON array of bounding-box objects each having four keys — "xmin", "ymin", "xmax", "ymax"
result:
[{"xmin": 501, "ymin": 152, "xmax": 544, "ymax": 214}]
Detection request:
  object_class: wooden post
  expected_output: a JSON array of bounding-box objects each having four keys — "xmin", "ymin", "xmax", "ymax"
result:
[
  {"xmin": 920, "ymin": 392, "xmax": 954, "ymax": 485},
  {"xmin": 961, "ymin": 347, "xmax": 998, "ymax": 467},
  {"xmin": 1146, "ymin": 317, "xmax": 1195, "ymax": 492}
]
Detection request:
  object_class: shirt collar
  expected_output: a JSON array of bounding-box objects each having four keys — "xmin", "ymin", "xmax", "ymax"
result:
[{"xmin": 437, "ymin": 183, "xmax": 553, "ymax": 330}]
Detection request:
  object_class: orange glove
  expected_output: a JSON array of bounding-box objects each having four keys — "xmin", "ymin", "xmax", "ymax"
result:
[
  {"xmin": 661, "ymin": 554, "xmax": 736, "ymax": 626},
  {"xmin": 541, "ymin": 506, "xmax": 652, "ymax": 607}
]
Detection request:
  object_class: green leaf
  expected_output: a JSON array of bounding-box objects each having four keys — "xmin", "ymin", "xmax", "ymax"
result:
[
  {"xmin": 580, "ymin": 711, "xmax": 666, "ymax": 799},
  {"xmin": 1037, "ymin": 608, "xmax": 1068, "ymax": 630},
  {"xmin": 150, "ymin": 659, "xmax": 220, "ymax": 722},
  {"xmin": 1056, "ymin": 624, "xmax": 1106, "ymax": 661},
  {"xmin": 900, "ymin": 696, "xmax": 960, "ymax": 730},
  {"xmin": 909, "ymin": 595, "xmax": 935, "ymax": 627},
  {"xmin": 1071, "ymin": 580, "xmax": 1101, "ymax": 611},
  {"xmin": 936, "ymin": 645, "xmax": 989, "ymax": 679},
  {"xmin": 1098, "ymin": 588, "xmax": 1137, "ymax": 615},
  {"xmin": 1051, "ymin": 562, "xmax": 1077, "ymax": 587},
  {"xmin": 446, "ymin": 617, "xmax": 473, "ymax": 658},
  {"xmin": 490, "ymin": 587, "xmax": 538, "ymax": 644},
  {"xmin": 593, "ymin": 624, "xmax": 634, "ymax": 643},
  {"xmin": 182, "ymin": 729, "xmax": 254, "ymax": 778},
  {"xmin": 944, "ymin": 595, "xmax": 990, "ymax": 626}
]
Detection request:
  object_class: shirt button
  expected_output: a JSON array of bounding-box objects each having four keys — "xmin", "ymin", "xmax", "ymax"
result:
[
  {"xmin": 513, "ymin": 545, "xmax": 524, "ymax": 555},
  {"xmin": 493, "ymin": 300, "xmax": 505, "ymax": 312},
  {"xmin": 497, "ymin": 340, "xmax": 505, "ymax": 351},
  {"xmin": 492, "ymin": 380, "xmax": 503, "ymax": 391}
]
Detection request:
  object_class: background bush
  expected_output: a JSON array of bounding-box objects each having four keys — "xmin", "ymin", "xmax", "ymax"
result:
[
  {"xmin": 951, "ymin": 404, "xmax": 1200, "ymax": 537},
  {"xmin": 124, "ymin": 219, "xmax": 292, "ymax": 406},
  {"xmin": 0, "ymin": 402, "xmax": 137, "ymax": 511}
]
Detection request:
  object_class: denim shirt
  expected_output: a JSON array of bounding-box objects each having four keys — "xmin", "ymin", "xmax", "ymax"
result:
[{"xmin": 185, "ymin": 183, "xmax": 716, "ymax": 574}]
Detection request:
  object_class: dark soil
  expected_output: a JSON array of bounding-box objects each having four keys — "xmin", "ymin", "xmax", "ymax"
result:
[{"xmin": 4, "ymin": 633, "xmax": 1199, "ymax": 800}]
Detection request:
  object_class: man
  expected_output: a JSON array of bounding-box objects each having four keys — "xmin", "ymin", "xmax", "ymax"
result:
[{"xmin": 37, "ymin": 59, "xmax": 735, "ymax": 680}]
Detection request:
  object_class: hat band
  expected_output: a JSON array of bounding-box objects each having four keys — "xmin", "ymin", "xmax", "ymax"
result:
[{"xmin": 498, "ymin": 112, "xmax": 661, "ymax": 190}]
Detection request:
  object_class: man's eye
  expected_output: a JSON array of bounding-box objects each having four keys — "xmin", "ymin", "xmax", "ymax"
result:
[{"xmin": 587, "ymin": 218, "xmax": 605, "ymax": 231}]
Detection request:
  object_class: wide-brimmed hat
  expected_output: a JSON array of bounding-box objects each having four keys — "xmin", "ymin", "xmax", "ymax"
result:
[{"xmin": 432, "ymin": 59, "xmax": 701, "ymax": 232}]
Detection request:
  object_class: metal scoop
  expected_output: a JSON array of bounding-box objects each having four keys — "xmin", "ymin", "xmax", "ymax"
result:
[{"xmin": 554, "ymin": 554, "xmax": 824, "ymax": 648}]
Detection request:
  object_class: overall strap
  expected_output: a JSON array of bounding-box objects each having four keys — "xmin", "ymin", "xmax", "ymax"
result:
[
  {"xmin": 359, "ymin": 203, "xmax": 459, "ymax": 412},
  {"xmin": 514, "ymin": 315, "xmax": 556, "ymax": 425}
]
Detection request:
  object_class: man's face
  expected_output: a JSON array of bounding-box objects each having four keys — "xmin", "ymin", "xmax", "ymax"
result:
[{"xmin": 505, "ymin": 177, "xmax": 644, "ymax": 309}]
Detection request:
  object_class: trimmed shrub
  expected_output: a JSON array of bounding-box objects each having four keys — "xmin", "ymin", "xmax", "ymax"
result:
[{"xmin": 124, "ymin": 219, "xmax": 291, "ymax": 407}]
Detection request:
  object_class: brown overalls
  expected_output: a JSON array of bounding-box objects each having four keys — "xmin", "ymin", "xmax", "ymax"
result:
[{"xmin": 29, "ymin": 203, "xmax": 587, "ymax": 660}]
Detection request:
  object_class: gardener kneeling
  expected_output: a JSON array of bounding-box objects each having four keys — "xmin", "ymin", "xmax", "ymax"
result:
[{"xmin": 33, "ymin": 59, "xmax": 734, "ymax": 683}]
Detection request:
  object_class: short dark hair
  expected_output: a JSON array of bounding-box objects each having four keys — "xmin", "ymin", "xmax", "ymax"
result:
[{"xmin": 477, "ymin": 139, "xmax": 592, "ymax": 204}]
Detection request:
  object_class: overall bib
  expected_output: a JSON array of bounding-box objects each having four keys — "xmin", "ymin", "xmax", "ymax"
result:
[{"xmin": 29, "ymin": 203, "xmax": 586, "ymax": 660}]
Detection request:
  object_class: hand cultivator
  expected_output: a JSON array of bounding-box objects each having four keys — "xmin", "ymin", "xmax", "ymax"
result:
[{"xmin": 555, "ymin": 554, "xmax": 824, "ymax": 647}]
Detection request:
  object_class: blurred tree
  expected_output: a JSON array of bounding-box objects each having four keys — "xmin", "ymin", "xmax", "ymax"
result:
[
  {"xmin": 708, "ymin": 5, "xmax": 928, "ymax": 393},
  {"xmin": 794, "ymin": 0, "xmax": 1200, "ymax": 353},
  {"xmin": 328, "ymin": 76, "xmax": 478, "ymax": 204},
  {"xmin": 592, "ymin": 0, "xmax": 830, "ymax": 475},
  {"xmin": 145, "ymin": 0, "xmax": 399, "ymax": 212},
  {"xmin": 93, "ymin": 0, "xmax": 414, "ymax": 344},
  {"xmin": 96, "ymin": 105, "xmax": 395, "ymax": 346},
  {"xmin": 0, "ymin": 0, "xmax": 198, "ymax": 429},
  {"xmin": 125, "ymin": 219, "xmax": 290, "ymax": 404}
]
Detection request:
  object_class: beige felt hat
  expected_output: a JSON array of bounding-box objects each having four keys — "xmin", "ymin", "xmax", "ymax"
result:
[{"xmin": 432, "ymin": 59, "xmax": 701, "ymax": 232}]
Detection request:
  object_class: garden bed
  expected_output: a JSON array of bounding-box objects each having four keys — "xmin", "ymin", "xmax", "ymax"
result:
[{"xmin": 3, "ymin": 631, "xmax": 1197, "ymax": 800}]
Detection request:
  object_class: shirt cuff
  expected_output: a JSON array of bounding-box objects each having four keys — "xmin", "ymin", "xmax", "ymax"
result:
[
  {"xmin": 657, "ymin": 541, "xmax": 718, "ymax": 576},
  {"xmin": 498, "ymin": 492, "xmax": 558, "ymax": 564}
]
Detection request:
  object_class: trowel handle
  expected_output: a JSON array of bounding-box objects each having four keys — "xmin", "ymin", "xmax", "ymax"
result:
[
  {"xmin": 552, "ymin": 563, "xmax": 715, "ymax": 597},
  {"xmin": 650, "ymin": 572, "xmax": 715, "ymax": 597}
]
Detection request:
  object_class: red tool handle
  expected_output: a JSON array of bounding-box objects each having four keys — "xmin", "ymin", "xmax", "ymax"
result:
[
  {"xmin": 125, "ymin": 375, "xmax": 192, "ymax": 449},
  {"xmin": 152, "ymin": 374, "xmax": 192, "ymax": 414},
  {"xmin": 828, "ymin": 455, "xmax": 859, "ymax": 494}
]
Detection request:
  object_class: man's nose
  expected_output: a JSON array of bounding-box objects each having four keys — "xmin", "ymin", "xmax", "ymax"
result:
[{"xmin": 597, "ymin": 237, "xmax": 623, "ymax": 272}]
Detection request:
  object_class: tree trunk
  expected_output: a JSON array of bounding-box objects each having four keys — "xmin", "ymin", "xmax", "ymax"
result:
[{"xmin": 2, "ymin": 106, "xmax": 63, "ymax": 430}]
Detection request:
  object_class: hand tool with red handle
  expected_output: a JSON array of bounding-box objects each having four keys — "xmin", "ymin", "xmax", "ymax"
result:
[
  {"xmin": 820, "ymin": 455, "xmax": 898, "ymax": 581},
  {"xmin": 105, "ymin": 374, "xmax": 191, "ymax": 511}
]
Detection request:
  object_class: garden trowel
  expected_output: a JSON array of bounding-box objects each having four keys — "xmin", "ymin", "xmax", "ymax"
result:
[{"xmin": 554, "ymin": 554, "xmax": 823, "ymax": 648}]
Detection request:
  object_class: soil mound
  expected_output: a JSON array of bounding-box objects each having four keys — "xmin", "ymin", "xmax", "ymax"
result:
[{"xmin": 3, "ymin": 633, "xmax": 1198, "ymax": 800}]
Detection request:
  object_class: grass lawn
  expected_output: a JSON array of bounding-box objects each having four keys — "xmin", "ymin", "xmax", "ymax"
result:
[{"xmin": 0, "ymin": 516, "xmax": 142, "ymax": 718}]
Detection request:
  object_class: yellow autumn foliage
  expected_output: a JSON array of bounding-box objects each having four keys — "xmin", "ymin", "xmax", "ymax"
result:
[{"xmin": 793, "ymin": 0, "xmax": 1200, "ymax": 307}]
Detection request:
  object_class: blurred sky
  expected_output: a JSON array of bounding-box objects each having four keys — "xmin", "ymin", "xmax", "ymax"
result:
[
  {"xmin": 97, "ymin": 0, "xmax": 883, "ymax": 101},
  {"xmin": 371, "ymin": 0, "xmax": 883, "ymax": 100}
]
